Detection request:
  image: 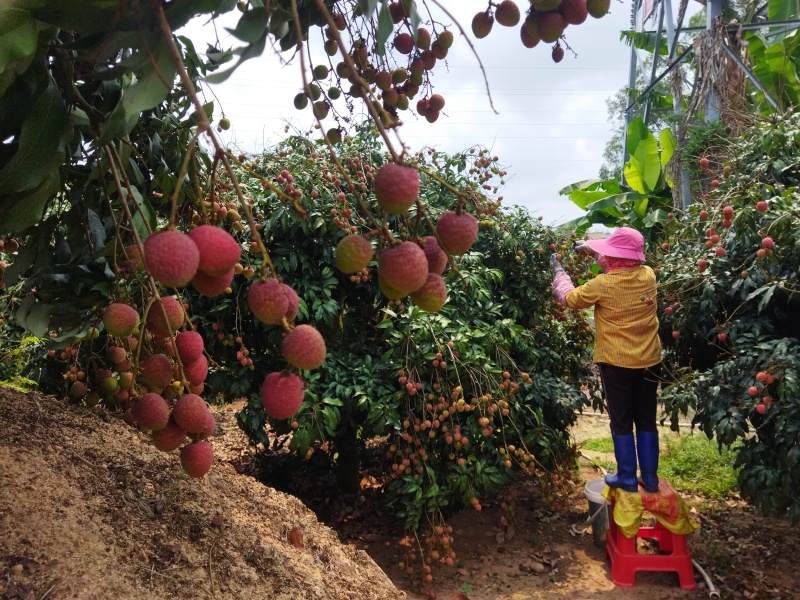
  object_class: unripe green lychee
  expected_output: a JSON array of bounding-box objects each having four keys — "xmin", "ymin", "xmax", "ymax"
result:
[
  {"xmin": 172, "ymin": 393, "xmax": 210, "ymax": 434},
  {"xmin": 379, "ymin": 241, "xmax": 428, "ymax": 295},
  {"xmin": 69, "ymin": 381, "xmax": 87, "ymax": 399},
  {"xmin": 191, "ymin": 267, "xmax": 234, "ymax": 297},
  {"xmin": 188, "ymin": 225, "xmax": 241, "ymax": 277},
  {"xmin": 102, "ymin": 303, "xmax": 140, "ymax": 337},
  {"xmin": 152, "ymin": 418, "xmax": 186, "ymax": 452},
  {"xmin": 218, "ymin": 117, "xmax": 231, "ymax": 130},
  {"xmin": 436, "ymin": 211, "xmax": 479, "ymax": 255},
  {"xmin": 281, "ymin": 325, "xmax": 327, "ymax": 370},
  {"xmin": 422, "ymin": 236, "xmax": 448, "ymax": 274},
  {"xmin": 132, "ymin": 392, "xmax": 170, "ymax": 431},
  {"xmin": 100, "ymin": 375, "xmax": 119, "ymax": 396},
  {"xmin": 294, "ymin": 93, "xmax": 309, "ymax": 110},
  {"xmin": 495, "ymin": 0, "xmax": 521, "ymax": 26},
  {"xmin": 313, "ymin": 64, "xmax": 329, "ymax": 79},
  {"xmin": 143, "ymin": 230, "xmax": 199, "ymax": 288},
  {"xmin": 180, "ymin": 440, "xmax": 214, "ymax": 478},
  {"xmin": 335, "ymin": 235, "xmax": 374, "ymax": 274},
  {"xmin": 410, "ymin": 273, "xmax": 447, "ymax": 312},
  {"xmin": 472, "ymin": 11, "xmax": 494, "ymax": 39},
  {"xmin": 437, "ymin": 30, "xmax": 454, "ymax": 49},
  {"xmin": 175, "ymin": 330, "xmax": 204, "ymax": 364},
  {"xmin": 261, "ymin": 371, "xmax": 305, "ymax": 420},
  {"xmin": 184, "ymin": 354, "xmax": 208, "ymax": 386},
  {"xmin": 248, "ymin": 278, "xmax": 289, "ymax": 325},
  {"xmin": 374, "ymin": 163, "xmax": 420, "ymax": 214},
  {"xmin": 586, "ymin": 0, "xmax": 610, "ymax": 18},
  {"xmin": 142, "ymin": 353, "xmax": 173, "ymax": 392}
]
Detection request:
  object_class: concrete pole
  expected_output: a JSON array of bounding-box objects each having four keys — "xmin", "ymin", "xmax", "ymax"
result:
[{"xmin": 704, "ymin": 0, "xmax": 724, "ymax": 122}]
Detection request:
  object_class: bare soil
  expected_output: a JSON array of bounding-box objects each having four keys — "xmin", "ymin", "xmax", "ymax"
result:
[{"xmin": 1, "ymin": 387, "xmax": 798, "ymax": 600}]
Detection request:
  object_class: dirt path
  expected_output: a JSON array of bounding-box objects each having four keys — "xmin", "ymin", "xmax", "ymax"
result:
[{"xmin": 1, "ymin": 389, "xmax": 797, "ymax": 600}]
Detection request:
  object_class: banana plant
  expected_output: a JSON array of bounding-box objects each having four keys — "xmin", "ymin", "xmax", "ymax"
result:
[{"xmin": 558, "ymin": 117, "xmax": 675, "ymax": 243}]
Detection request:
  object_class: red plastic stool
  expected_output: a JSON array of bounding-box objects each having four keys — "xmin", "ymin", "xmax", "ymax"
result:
[{"xmin": 605, "ymin": 503, "xmax": 696, "ymax": 589}]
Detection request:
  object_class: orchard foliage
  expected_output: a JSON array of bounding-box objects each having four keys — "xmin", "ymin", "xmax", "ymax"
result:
[{"xmin": 654, "ymin": 114, "xmax": 800, "ymax": 522}]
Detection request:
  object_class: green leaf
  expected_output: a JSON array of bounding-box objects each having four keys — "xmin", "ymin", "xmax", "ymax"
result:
[
  {"xmin": 0, "ymin": 8, "xmax": 38, "ymax": 96},
  {"xmin": 567, "ymin": 189, "xmax": 615, "ymax": 210},
  {"xmin": 659, "ymin": 127, "xmax": 676, "ymax": 186},
  {"xmin": 558, "ymin": 178, "xmax": 603, "ymax": 195},
  {"xmin": 375, "ymin": 1, "xmax": 393, "ymax": 56},
  {"xmin": 227, "ymin": 9, "xmax": 269, "ymax": 43},
  {"xmin": 768, "ymin": 0, "xmax": 800, "ymax": 23},
  {"xmin": 204, "ymin": 32, "xmax": 267, "ymax": 84},
  {"xmin": 356, "ymin": 0, "xmax": 381, "ymax": 16}
]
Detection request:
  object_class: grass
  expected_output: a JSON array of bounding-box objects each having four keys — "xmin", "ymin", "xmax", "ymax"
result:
[{"xmin": 580, "ymin": 432, "xmax": 740, "ymax": 499}]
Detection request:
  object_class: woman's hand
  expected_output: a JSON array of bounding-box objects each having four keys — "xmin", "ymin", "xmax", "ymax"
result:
[{"xmin": 549, "ymin": 253, "xmax": 564, "ymax": 272}]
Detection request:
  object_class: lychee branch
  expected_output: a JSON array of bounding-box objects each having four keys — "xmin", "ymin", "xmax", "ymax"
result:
[
  {"xmin": 152, "ymin": 1, "xmax": 277, "ymax": 280},
  {"xmin": 311, "ymin": 0, "xmax": 403, "ymax": 164},
  {"xmin": 167, "ymin": 131, "xmax": 200, "ymax": 227}
]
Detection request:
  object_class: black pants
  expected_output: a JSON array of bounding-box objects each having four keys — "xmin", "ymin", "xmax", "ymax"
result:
[{"xmin": 598, "ymin": 363, "xmax": 661, "ymax": 436}]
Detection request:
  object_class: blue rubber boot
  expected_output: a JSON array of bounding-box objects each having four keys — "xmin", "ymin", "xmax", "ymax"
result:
[
  {"xmin": 636, "ymin": 430, "xmax": 660, "ymax": 493},
  {"xmin": 605, "ymin": 434, "xmax": 639, "ymax": 493}
]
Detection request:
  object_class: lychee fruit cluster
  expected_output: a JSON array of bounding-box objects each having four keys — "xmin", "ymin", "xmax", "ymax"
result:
[{"xmin": 143, "ymin": 226, "xmax": 240, "ymax": 295}]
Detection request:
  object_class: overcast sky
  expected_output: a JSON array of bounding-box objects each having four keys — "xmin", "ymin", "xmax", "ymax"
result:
[{"xmin": 184, "ymin": 2, "xmax": 657, "ymax": 226}]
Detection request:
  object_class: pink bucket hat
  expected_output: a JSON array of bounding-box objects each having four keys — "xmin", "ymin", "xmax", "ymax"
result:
[{"xmin": 586, "ymin": 227, "xmax": 645, "ymax": 261}]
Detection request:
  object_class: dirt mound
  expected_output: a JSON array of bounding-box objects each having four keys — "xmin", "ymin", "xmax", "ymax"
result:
[{"xmin": 0, "ymin": 386, "xmax": 402, "ymax": 600}]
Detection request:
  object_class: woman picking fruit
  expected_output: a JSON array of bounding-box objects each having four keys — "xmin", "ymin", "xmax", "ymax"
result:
[{"xmin": 550, "ymin": 227, "xmax": 662, "ymax": 494}]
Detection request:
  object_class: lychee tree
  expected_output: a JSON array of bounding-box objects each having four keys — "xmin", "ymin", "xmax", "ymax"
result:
[{"xmin": 648, "ymin": 113, "xmax": 800, "ymax": 523}]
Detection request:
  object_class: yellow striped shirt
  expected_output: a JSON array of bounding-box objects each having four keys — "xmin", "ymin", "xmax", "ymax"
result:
[{"xmin": 565, "ymin": 266, "xmax": 662, "ymax": 368}]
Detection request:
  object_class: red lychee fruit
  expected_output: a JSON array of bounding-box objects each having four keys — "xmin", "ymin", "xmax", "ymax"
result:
[
  {"xmin": 335, "ymin": 235, "xmax": 374, "ymax": 273},
  {"xmin": 520, "ymin": 20, "xmax": 541, "ymax": 48},
  {"xmin": 191, "ymin": 267, "xmax": 234, "ymax": 297},
  {"xmin": 143, "ymin": 230, "xmax": 199, "ymax": 287},
  {"xmin": 496, "ymin": 1, "xmax": 520, "ymax": 26},
  {"xmin": 416, "ymin": 27, "xmax": 431, "ymax": 49},
  {"xmin": 762, "ymin": 237, "xmax": 774, "ymax": 249},
  {"xmin": 375, "ymin": 70, "xmax": 393, "ymax": 91},
  {"xmin": 697, "ymin": 259, "xmax": 708, "ymax": 272},
  {"xmin": 389, "ymin": 1, "xmax": 405, "ymax": 23},
  {"xmin": 559, "ymin": 0, "xmax": 588, "ymax": 24},
  {"xmin": 248, "ymin": 278, "xmax": 289, "ymax": 325},
  {"xmin": 715, "ymin": 246, "xmax": 726, "ymax": 257},
  {"xmin": 281, "ymin": 324, "xmax": 327, "ymax": 370},
  {"xmin": 394, "ymin": 32, "xmax": 414, "ymax": 54},
  {"xmin": 184, "ymin": 354, "xmax": 208, "ymax": 386},
  {"xmin": 378, "ymin": 272, "xmax": 406, "ymax": 300},
  {"xmin": 175, "ymin": 330, "xmax": 204, "ymax": 364},
  {"xmin": 141, "ymin": 354, "xmax": 173, "ymax": 392},
  {"xmin": 188, "ymin": 225, "xmax": 241, "ymax": 277},
  {"xmin": 282, "ymin": 284, "xmax": 300, "ymax": 321},
  {"xmin": 196, "ymin": 412, "xmax": 216, "ymax": 440},
  {"xmin": 152, "ymin": 418, "xmax": 186, "ymax": 452},
  {"xmin": 428, "ymin": 94, "xmax": 445, "ymax": 112},
  {"xmin": 171, "ymin": 393, "xmax": 210, "ymax": 434},
  {"xmin": 373, "ymin": 163, "xmax": 420, "ymax": 215},
  {"xmin": 699, "ymin": 157, "xmax": 710, "ymax": 169},
  {"xmin": 756, "ymin": 200, "xmax": 768, "ymax": 212},
  {"xmin": 180, "ymin": 440, "xmax": 214, "ymax": 478},
  {"xmin": 261, "ymin": 371, "xmax": 305, "ymax": 419},
  {"xmin": 723, "ymin": 205, "xmax": 734, "ymax": 218},
  {"xmin": 132, "ymin": 392, "xmax": 170, "ymax": 431},
  {"xmin": 552, "ymin": 44, "xmax": 565, "ymax": 63},
  {"xmin": 416, "ymin": 97, "xmax": 430, "ymax": 117},
  {"xmin": 379, "ymin": 241, "xmax": 429, "ymax": 296},
  {"xmin": 102, "ymin": 303, "xmax": 140, "ymax": 337},
  {"xmin": 699, "ymin": 209, "xmax": 709, "ymax": 220},
  {"xmin": 425, "ymin": 109, "xmax": 440, "ymax": 123},
  {"xmin": 107, "ymin": 346, "xmax": 127, "ymax": 365},
  {"xmin": 422, "ymin": 236, "xmax": 448, "ymax": 274},
  {"xmin": 710, "ymin": 179, "xmax": 720, "ymax": 189},
  {"xmin": 410, "ymin": 273, "xmax": 447, "ymax": 312},
  {"xmin": 531, "ymin": 11, "xmax": 567, "ymax": 43},
  {"xmin": 586, "ymin": 0, "xmax": 610, "ymax": 18},
  {"xmin": 146, "ymin": 296, "xmax": 185, "ymax": 337},
  {"xmin": 436, "ymin": 211, "xmax": 479, "ymax": 256},
  {"xmin": 472, "ymin": 11, "xmax": 494, "ymax": 38}
]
